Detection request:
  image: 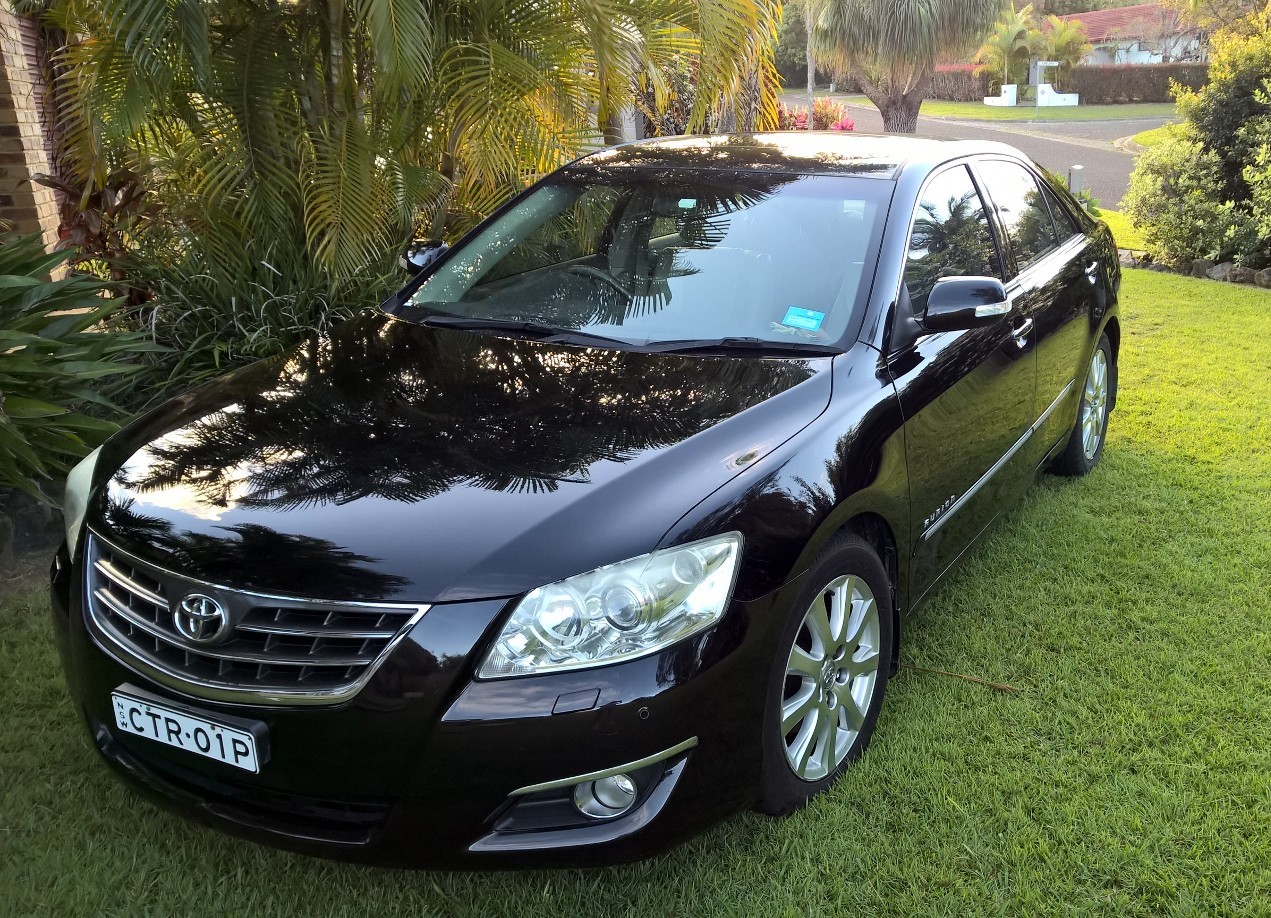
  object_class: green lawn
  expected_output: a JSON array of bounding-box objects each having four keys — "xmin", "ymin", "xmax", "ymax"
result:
[
  {"xmin": 3, "ymin": 270, "xmax": 1270, "ymax": 915},
  {"xmin": 1100, "ymin": 210, "xmax": 1150, "ymax": 252},
  {"xmin": 1131, "ymin": 123, "xmax": 1181, "ymax": 148},
  {"xmin": 829, "ymin": 95, "xmax": 1178, "ymax": 123}
]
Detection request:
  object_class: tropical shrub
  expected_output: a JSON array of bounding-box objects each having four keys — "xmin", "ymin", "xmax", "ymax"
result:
[
  {"xmin": 776, "ymin": 100, "xmax": 854, "ymax": 131},
  {"xmin": 778, "ymin": 103, "xmax": 810, "ymax": 130},
  {"xmin": 1125, "ymin": 8, "xmax": 1271, "ymax": 268},
  {"xmin": 1122, "ymin": 130, "xmax": 1238, "ymax": 267},
  {"xmin": 812, "ymin": 97, "xmax": 855, "ymax": 129},
  {"xmin": 0, "ymin": 234, "xmax": 156, "ymax": 502}
]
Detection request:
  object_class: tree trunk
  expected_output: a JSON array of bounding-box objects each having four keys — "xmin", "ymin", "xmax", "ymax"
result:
[
  {"xmin": 805, "ymin": 17, "xmax": 815, "ymax": 128},
  {"xmin": 876, "ymin": 94, "xmax": 922, "ymax": 133},
  {"xmin": 603, "ymin": 110, "xmax": 625, "ymax": 146}
]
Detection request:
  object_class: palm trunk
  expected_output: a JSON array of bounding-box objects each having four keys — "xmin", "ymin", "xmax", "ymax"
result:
[
  {"xmin": 805, "ymin": 17, "xmax": 815, "ymax": 128},
  {"xmin": 878, "ymin": 98, "xmax": 921, "ymax": 133}
]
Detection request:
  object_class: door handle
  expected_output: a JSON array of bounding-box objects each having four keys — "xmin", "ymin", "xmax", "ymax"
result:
[
  {"xmin": 1011, "ymin": 316, "xmax": 1034, "ymax": 349},
  {"xmin": 1084, "ymin": 260, "xmax": 1100, "ymax": 283}
]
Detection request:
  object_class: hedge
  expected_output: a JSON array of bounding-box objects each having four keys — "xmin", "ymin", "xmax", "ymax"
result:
[
  {"xmin": 929, "ymin": 69, "xmax": 991, "ymax": 102},
  {"xmin": 1068, "ymin": 63, "xmax": 1209, "ymax": 103}
]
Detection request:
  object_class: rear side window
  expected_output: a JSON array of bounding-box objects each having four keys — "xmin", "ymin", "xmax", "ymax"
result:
[
  {"xmin": 1038, "ymin": 180, "xmax": 1079, "ymax": 240},
  {"xmin": 903, "ymin": 165, "xmax": 1001, "ymax": 315},
  {"xmin": 977, "ymin": 159, "xmax": 1059, "ymax": 271}
]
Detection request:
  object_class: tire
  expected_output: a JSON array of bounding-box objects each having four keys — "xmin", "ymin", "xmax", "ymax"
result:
[
  {"xmin": 756, "ymin": 534, "xmax": 893, "ymax": 816},
  {"xmin": 1052, "ymin": 333, "xmax": 1114, "ymax": 477}
]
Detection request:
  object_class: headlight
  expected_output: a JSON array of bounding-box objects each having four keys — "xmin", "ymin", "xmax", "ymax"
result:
[
  {"xmin": 63, "ymin": 446, "xmax": 102, "ymax": 556},
  {"xmin": 478, "ymin": 532, "xmax": 742, "ymax": 678}
]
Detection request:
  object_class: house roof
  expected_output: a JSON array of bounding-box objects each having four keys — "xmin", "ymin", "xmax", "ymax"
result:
[{"xmin": 1055, "ymin": 3, "xmax": 1186, "ymax": 43}]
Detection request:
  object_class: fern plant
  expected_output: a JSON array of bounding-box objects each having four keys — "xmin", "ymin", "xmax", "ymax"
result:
[{"xmin": 0, "ymin": 234, "xmax": 158, "ymax": 503}]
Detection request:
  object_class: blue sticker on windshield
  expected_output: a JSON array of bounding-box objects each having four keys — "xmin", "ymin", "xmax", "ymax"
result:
[{"xmin": 781, "ymin": 307, "xmax": 825, "ymax": 332}]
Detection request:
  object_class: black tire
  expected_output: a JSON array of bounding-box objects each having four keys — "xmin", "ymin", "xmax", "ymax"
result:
[
  {"xmin": 756, "ymin": 534, "xmax": 893, "ymax": 816},
  {"xmin": 1052, "ymin": 333, "xmax": 1115, "ymax": 477}
]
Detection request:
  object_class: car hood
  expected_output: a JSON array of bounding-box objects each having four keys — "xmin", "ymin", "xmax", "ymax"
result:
[{"xmin": 92, "ymin": 314, "xmax": 832, "ymax": 602}]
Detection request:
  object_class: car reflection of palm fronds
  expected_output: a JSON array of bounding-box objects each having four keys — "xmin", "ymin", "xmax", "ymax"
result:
[
  {"xmin": 906, "ymin": 191, "xmax": 995, "ymax": 309},
  {"xmin": 125, "ymin": 321, "xmax": 816, "ymax": 511},
  {"xmin": 100, "ymin": 500, "xmax": 410, "ymax": 599}
]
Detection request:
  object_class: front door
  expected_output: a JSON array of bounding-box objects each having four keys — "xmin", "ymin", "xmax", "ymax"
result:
[{"xmin": 887, "ymin": 163, "xmax": 1038, "ymax": 605}]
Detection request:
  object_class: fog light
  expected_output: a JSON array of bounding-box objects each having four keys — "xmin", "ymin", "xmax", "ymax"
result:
[{"xmin": 572, "ymin": 773, "xmax": 637, "ymax": 820}]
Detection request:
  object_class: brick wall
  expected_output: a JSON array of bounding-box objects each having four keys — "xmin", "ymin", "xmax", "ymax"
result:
[{"xmin": 0, "ymin": 4, "xmax": 60, "ymax": 249}]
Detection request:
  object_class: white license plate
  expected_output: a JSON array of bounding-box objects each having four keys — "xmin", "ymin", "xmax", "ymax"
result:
[{"xmin": 111, "ymin": 690, "xmax": 261, "ymax": 773}]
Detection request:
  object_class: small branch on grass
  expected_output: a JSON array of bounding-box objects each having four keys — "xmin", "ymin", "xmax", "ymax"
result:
[{"xmin": 906, "ymin": 665, "xmax": 1021, "ymax": 694}]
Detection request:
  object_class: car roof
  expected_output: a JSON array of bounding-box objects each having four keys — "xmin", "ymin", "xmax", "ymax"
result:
[{"xmin": 568, "ymin": 132, "xmax": 1026, "ymax": 181}]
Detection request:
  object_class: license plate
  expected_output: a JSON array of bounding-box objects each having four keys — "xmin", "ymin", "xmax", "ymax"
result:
[{"xmin": 111, "ymin": 690, "xmax": 262, "ymax": 773}]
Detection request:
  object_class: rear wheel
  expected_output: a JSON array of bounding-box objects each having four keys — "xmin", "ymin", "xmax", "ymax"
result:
[
  {"xmin": 756, "ymin": 535, "xmax": 892, "ymax": 815},
  {"xmin": 1052, "ymin": 333, "xmax": 1114, "ymax": 477}
]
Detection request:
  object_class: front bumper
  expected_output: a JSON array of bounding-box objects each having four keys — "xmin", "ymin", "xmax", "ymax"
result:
[{"xmin": 51, "ymin": 541, "xmax": 799, "ymax": 869}]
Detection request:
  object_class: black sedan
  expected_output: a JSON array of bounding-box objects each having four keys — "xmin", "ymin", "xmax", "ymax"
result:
[{"xmin": 51, "ymin": 132, "xmax": 1119, "ymax": 868}]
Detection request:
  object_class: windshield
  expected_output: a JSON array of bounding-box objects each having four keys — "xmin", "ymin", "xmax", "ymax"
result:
[{"xmin": 393, "ymin": 170, "xmax": 890, "ymax": 348}]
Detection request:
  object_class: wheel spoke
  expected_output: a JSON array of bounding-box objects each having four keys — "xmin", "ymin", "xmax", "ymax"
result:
[
  {"xmin": 829, "ymin": 577, "xmax": 850, "ymax": 642},
  {"xmin": 819, "ymin": 705, "xmax": 839, "ymax": 766},
  {"xmin": 781, "ymin": 686, "xmax": 818, "ymax": 735},
  {"xmin": 843, "ymin": 594, "xmax": 875, "ymax": 647},
  {"xmin": 789, "ymin": 710, "xmax": 819, "ymax": 774},
  {"xmin": 840, "ymin": 690, "xmax": 866, "ymax": 731},
  {"xmin": 806, "ymin": 594, "xmax": 835, "ymax": 653},
  {"xmin": 787, "ymin": 644, "xmax": 822, "ymax": 679},
  {"xmin": 843, "ymin": 648, "xmax": 881, "ymax": 677}
]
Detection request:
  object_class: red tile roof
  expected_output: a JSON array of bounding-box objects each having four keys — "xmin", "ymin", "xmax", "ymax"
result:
[{"xmin": 1056, "ymin": 3, "xmax": 1185, "ymax": 43}]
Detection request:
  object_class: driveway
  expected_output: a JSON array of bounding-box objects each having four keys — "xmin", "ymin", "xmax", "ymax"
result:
[{"xmin": 781, "ymin": 95, "xmax": 1167, "ymax": 206}]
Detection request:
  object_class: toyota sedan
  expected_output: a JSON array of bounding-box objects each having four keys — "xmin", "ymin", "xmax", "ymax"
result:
[{"xmin": 51, "ymin": 132, "xmax": 1119, "ymax": 868}]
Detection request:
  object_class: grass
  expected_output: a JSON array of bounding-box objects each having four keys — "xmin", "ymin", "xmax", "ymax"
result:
[
  {"xmin": 3, "ymin": 269, "xmax": 1270, "ymax": 915},
  {"xmin": 1100, "ymin": 210, "xmax": 1150, "ymax": 252},
  {"xmin": 827, "ymin": 95, "xmax": 1179, "ymax": 123},
  {"xmin": 1131, "ymin": 123, "xmax": 1180, "ymax": 148}
]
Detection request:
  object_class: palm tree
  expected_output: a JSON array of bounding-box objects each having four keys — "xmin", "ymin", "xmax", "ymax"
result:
[
  {"xmin": 39, "ymin": 0, "xmax": 779, "ymax": 283},
  {"xmin": 1041, "ymin": 15, "xmax": 1092, "ymax": 91},
  {"xmin": 812, "ymin": 0, "xmax": 1002, "ymax": 133},
  {"xmin": 975, "ymin": 5, "xmax": 1045, "ymax": 91}
]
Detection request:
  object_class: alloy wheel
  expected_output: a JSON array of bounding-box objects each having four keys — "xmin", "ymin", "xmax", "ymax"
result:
[
  {"xmin": 1082, "ymin": 348, "xmax": 1109, "ymax": 460},
  {"xmin": 779, "ymin": 574, "xmax": 882, "ymax": 781}
]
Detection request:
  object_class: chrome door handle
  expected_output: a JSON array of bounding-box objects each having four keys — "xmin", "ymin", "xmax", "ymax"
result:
[
  {"xmin": 1084, "ymin": 260, "xmax": 1100, "ymax": 283},
  {"xmin": 1011, "ymin": 316, "xmax": 1034, "ymax": 349}
]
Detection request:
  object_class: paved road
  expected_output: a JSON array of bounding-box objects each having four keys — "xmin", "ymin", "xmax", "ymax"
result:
[{"xmin": 781, "ymin": 94, "xmax": 1168, "ymax": 206}]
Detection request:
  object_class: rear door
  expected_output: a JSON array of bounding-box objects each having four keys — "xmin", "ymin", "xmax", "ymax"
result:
[
  {"xmin": 889, "ymin": 163, "xmax": 1037, "ymax": 604},
  {"xmin": 972, "ymin": 158, "xmax": 1087, "ymax": 463}
]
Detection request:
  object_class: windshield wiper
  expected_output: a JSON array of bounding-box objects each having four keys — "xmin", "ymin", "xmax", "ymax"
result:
[
  {"xmin": 420, "ymin": 315, "xmax": 628, "ymax": 347},
  {"xmin": 644, "ymin": 337, "xmax": 843, "ymax": 357}
]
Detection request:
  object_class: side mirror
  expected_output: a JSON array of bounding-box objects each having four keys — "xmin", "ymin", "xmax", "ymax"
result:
[
  {"xmin": 401, "ymin": 239, "xmax": 449, "ymax": 275},
  {"xmin": 923, "ymin": 276, "xmax": 1011, "ymax": 332}
]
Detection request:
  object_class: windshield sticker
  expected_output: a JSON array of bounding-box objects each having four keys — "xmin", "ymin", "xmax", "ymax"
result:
[
  {"xmin": 781, "ymin": 307, "xmax": 826, "ymax": 332},
  {"xmin": 678, "ymin": 198, "xmax": 697, "ymax": 209}
]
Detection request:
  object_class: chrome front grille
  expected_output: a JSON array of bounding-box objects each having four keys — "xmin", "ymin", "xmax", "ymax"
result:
[{"xmin": 85, "ymin": 533, "xmax": 428, "ymax": 705}]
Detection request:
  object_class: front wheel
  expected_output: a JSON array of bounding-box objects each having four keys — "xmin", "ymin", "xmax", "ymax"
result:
[
  {"xmin": 1052, "ymin": 332, "xmax": 1114, "ymax": 477},
  {"xmin": 756, "ymin": 534, "xmax": 893, "ymax": 815}
]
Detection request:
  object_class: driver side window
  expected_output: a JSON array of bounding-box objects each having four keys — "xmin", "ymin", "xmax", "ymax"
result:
[{"xmin": 903, "ymin": 166, "xmax": 1002, "ymax": 315}]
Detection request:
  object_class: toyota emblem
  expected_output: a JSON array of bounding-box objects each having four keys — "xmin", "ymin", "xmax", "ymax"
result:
[{"xmin": 173, "ymin": 593, "xmax": 229, "ymax": 644}]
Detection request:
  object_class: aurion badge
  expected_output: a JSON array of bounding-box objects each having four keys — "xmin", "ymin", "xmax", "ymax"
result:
[{"xmin": 174, "ymin": 593, "xmax": 228, "ymax": 644}]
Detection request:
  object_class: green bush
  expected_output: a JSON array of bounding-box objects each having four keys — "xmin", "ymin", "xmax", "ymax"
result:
[
  {"xmin": 1125, "ymin": 9, "xmax": 1271, "ymax": 269},
  {"xmin": 1123, "ymin": 130, "xmax": 1238, "ymax": 267},
  {"xmin": 0, "ymin": 234, "xmax": 157, "ymax": 502},
  {"xmin": 1176, "ymin": 13, "xmax": 1271, "ymax": 202}
]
